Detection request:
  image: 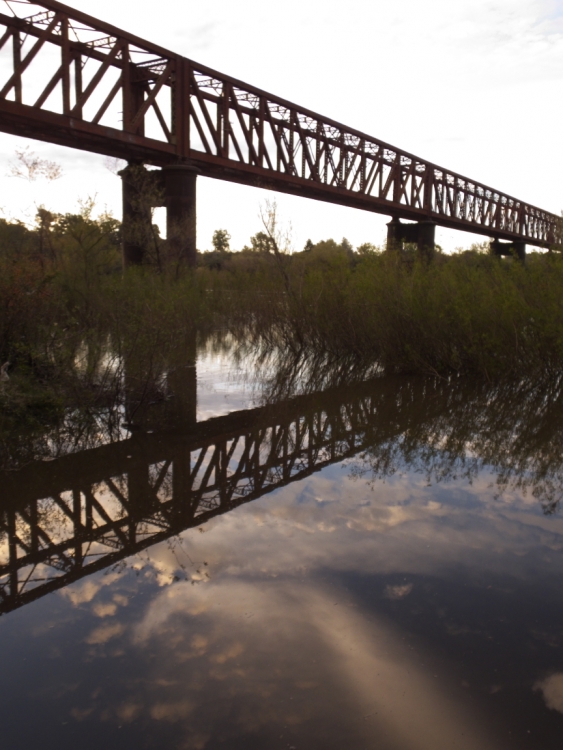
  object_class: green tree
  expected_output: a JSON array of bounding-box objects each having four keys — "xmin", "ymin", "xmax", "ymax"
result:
[
  {"xmin": 212, "ymin": 229, "xmax": 231, "ymax": 253},
  {"xmin": 247, "ymin": 231, "xmax": 274, "ymax": 253},
  {"xmin": 357, "ymin": 242, "xmax": 378, "ymax": 256},
  {"xmin": 340, "ymin": 237, "xmax": 353, "ymax": 255}
]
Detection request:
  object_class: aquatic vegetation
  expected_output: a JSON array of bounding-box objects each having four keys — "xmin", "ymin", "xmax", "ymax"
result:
[
  {"xmin": 201, "ymin": 244, "xmax": 563, "ymax": 379},
  {"xmin": 1, "ymin": 209, "xmax": 563, "ymax": 410}
]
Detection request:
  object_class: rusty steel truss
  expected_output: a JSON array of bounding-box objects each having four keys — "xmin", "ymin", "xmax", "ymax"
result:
[
  {"xmin": 0, "ymin": 381, "xmax": 393, "ymax": 616},
  {"xmin": 0, "ymin": 0, "xmax": 559, "ymax": 246}
]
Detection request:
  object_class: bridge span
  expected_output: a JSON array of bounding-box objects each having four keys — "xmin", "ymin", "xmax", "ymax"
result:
[
  {"xmin": 0, "ymin": 0, "xmax": 559, "ymax": 262},
  {"xmin": 0, "ymin": 377, "xmax": 414, "ymax": 617}
]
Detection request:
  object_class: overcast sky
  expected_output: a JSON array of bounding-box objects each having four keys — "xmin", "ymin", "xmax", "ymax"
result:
[{"xmin": 1, "ymin": 0, "xmax": 562, "ymax": 251}]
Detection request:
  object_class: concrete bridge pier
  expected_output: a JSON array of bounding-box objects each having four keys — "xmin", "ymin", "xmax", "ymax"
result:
[
  {"xmin": 119, "ymin": 162, "xmax": 155, "ymax": 268},
  {"xmin": 386, "ymin": 217, "xmax": 404, "ymax": 252},
  {"xmin": 167, "ymin": 329, "xmax": 198, "ymax": 427},
  {"xmin": 491, "ymin": 239, "xmax": 526, "ymax": 262},
  {"xmin": 418, "ymin": 220, "xmax": 436, "ymax": 261},
  {"xmin": 120, "ymin": 162, "xmax": 199, "ymax": 269},
  {"xmin": 162, "ymin": 163, "xmax": 199, "ymax": 268},
  {"xmin": 386, "ymin": 218, "xmax": 436, "ymax": 261}
]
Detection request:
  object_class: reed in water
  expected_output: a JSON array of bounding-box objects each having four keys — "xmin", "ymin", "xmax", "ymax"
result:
[{"xmin": 1, "ymin": 204, "xmax": 562, "ymax": 410}]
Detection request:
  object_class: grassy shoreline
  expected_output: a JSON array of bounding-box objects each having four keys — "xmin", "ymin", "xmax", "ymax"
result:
[{"xmin": 2, "ymin": 210, "xmax": 563, "ymax": 405}]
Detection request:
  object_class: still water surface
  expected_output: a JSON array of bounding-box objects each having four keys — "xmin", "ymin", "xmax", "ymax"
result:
[{"xmin": 1, "ymin": 344, "xmax": 563, "ymax": 749}]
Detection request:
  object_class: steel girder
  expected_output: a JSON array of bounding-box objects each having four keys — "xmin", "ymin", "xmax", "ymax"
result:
[{"xmin": 0, "ymin": 0, "xmax": 559, "ymax": 246}]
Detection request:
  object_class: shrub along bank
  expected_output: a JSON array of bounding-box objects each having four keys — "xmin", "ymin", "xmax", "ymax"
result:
[{"xmin": 1, "ymin": 209, "xmax": 563, "ymax": 401}]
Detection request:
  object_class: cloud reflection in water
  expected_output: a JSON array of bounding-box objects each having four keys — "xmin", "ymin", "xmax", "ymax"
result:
[{"xmin": 2, "ymin": 367, "xmax": 563, "ymax": 747}]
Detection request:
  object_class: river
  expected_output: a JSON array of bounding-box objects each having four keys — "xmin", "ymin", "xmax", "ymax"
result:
[{"xmin": 0, "ymin": 338, "xmax": 562, "ymax": 749}]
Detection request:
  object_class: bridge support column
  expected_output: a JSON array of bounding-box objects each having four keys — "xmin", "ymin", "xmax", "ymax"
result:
[
  {"xmin": 417, "ymin": 220, "xmax": 436, "ymax": 262},
  {"xmin": 491, "ymin": 239, "xmax": 526, "ymax": 262},
  {"xmin": 162, "ymin": 164, "xmax": 199, "ymax": 267},
  {"xmin": 167, "ymin": 330, "xmax": 197, "ymax": 427},
  {"xmin": 386, "ymin": 217, "xmax": 403, "ymax": 252},
  {"xmin": 119, "ymin": 163, "xmax": 157, "ymax": 268},
  {"xmin": 386, "ymin": 218, "xmax": 436, "ymax": 260}
]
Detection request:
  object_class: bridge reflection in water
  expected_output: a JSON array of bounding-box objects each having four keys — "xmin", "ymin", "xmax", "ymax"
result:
[
  {"xmin": 0, "ymin": 378, "xmax": 388, "ymax": 616},
  {"xmin": 2, "ymin": 366, "xmax": 562, "ymax": 618}
]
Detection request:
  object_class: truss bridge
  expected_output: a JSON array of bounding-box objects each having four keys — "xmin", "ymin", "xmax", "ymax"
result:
[
  {"xmin": 0, "ymin": 378, "xmax": 407, "ymax": 617},
  {"xmin": 0, "ymin": 0, "xmax": 559, "ymax": 264}
]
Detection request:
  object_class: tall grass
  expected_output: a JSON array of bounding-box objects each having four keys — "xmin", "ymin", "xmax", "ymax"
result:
[
  {"xmin": 2, "ymin": 209, "xmax": 563, "ymax": 395},
  {"xmin": 199, "ymin": 246, "xmax": 563, "ymax": 379}
]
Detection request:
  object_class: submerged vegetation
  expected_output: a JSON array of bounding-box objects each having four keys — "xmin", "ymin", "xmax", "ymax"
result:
[
  {"xmin": 214, "ymin": 239, "xmax": 563, "ymax": 379},
  {"xmin": 1, "ymin": 198, "xmax": 563, "ymax": 439}
]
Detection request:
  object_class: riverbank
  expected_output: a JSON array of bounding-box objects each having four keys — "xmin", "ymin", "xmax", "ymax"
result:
[{"xmin": 2, "ymin": 211, "xmax": 563, "ymax": 409}]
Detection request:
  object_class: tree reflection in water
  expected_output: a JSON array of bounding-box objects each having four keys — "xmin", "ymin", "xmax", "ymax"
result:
[
  {"xmin": 1, "ymin": 344, "xmax": 562, "ymax": 617},
  {"xmin": 348, "ymin": 374, "xmax": 563, "ymax": 516},
  {"xmin": 2, "ymin": 345, "xmax": 563, "ymax": 749}
]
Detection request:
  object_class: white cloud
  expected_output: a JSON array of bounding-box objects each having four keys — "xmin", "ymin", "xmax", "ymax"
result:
[
  {"xmin": 92, "ymin": 602, "xmax": 118, "ymax": 618},
  {"xmin": 107, "ymin": 455, "xmax": 563, "ymax": 619},
  {"xmin": 85, "ymin": 621, "xmax": 125, "ymax": 645},
  {"xmin": 534, "ymin": 672, "xmax": 563, "ymax": 713},
  {"xmin": 131, "ymin": 579, "xmax": 500, "ymax": 749},
  {"xmin": 384, "ymin": 583, "xmax": 414, "ymax": 600},
  {"xmin": 59, "ymin": 571, "xmax": 123, "ymax": 606},
  {"xmin": 48, "ymin": 435, "xmax": 563, "ymax": 745}
]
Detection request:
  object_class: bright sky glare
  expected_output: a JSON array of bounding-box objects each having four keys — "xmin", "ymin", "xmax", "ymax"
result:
[{"xmin": 0, "ymin": 0, "xmax": 562, "ymax": 252}]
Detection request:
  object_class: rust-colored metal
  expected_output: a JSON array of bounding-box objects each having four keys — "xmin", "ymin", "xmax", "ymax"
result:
[
  {"xmin": 0, "ymin": 0, "xmax": 559, "ymax": 247},
  {"xmin": 0, "ymin": 379, "xmax": 387, "ymax": 615}
]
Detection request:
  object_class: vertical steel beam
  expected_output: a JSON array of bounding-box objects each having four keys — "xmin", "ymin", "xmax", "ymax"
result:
[
  {"xmin": 392, "ymin": 154, "xmax": 402, "ymax": 204},
  {"xmin": 175, "ymin": 58, "xmax": 191, "ymax": 156},
  {"xmin": 220, "ymin": 83, "xmax": 229, "ymax": 158},
  {"xmin": 7, "ymin": 508, "xmax": 17, "ymax": 600},
  {"xmin": 218, "ymin": 439, "xmax": 228, "ymax": 507},
  {"xmin": 61, "ymin": 16, "xmax": 71, "ymax": 115},
  {"xmin": 74, "ymin": 54, "xmax": 82, "ymax": 119},
  {"xmin": 73, "ymin": 489, "xmax": 83, "ymax": 568},
  {"xmin": 258, "ymin": 96, "xmax": 265, "ymax": 168},
  {"xmin": 12, "ymin": 29, "xmax": 21, "ymax": 104},
  {"xmin": 122, "ymin": 45, "xmax": 145, "ymax": 137},
  {"xmin": 29, "ymin": 500, "xmax": 38, "ymax": 555},
  {"xmin": 122, "ymin": 44, "xmax": 131, "ymax": 130}
]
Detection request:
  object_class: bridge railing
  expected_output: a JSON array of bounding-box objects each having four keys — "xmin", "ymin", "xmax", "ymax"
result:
[{"xmin": 0, "ymin": 0, "xmax": 559, "ymax": 245}]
